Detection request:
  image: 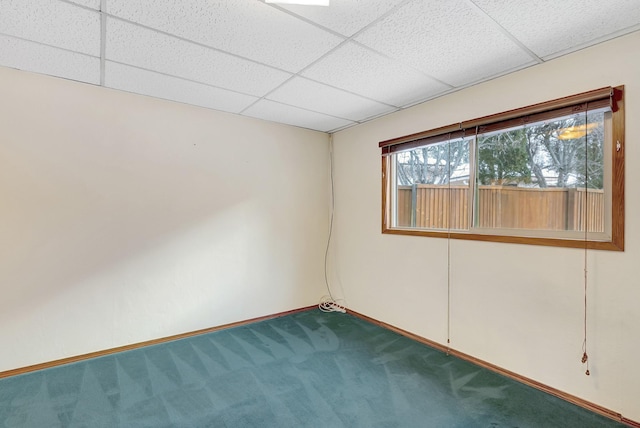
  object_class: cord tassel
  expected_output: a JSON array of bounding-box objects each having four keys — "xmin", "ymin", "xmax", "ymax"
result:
[{"xmin": 581, "ymin": 351, "xmax": 590, "ymax": 376}]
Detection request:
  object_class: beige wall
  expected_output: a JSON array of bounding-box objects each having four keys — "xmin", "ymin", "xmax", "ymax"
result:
[
  {"xmin": 1, "ymin": 29, "xmax": 638, "ymax": 422},
  {"xmin": 0, "ymin": 66, "xmax": 329, "ymax": 372},
  {"xmin": 332, "ymin": 31, "xmax": 640, "ymax": 421}
]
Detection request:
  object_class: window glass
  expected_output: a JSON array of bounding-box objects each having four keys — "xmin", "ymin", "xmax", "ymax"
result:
[
  {"xmin": 381, "ymin": 86, "xmax": 624, "ymax": 250},
  {"xmin": 394, "ymin": 138, "xmax": 470, "ymax": 230},
  {"xmin": 475, "ymin": 108, "xmax": 607, "ymax": 233}
]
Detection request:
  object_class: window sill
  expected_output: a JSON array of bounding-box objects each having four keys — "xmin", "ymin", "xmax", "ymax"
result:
[{"xmin": 381, "ymin": 227, "xmax": 623, "ymax": 251}]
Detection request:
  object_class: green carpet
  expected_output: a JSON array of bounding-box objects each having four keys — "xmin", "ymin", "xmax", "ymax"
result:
[{"xmin": 0, "ymin": 310, "xmax": 626, "ymax": 427}]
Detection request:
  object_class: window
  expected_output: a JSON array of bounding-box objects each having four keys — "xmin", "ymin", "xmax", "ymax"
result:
[{"xmin": 381, "ymin": 86, "xmax": 625, "ymax": 250}]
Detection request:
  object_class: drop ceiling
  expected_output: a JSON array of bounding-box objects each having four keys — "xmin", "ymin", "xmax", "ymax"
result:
[{"xmin": 1, "ymin": 0, "xmax": 639, "ymax": 133}]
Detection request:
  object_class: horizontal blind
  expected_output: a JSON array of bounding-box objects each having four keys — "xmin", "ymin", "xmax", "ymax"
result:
[{"xmin": 380, "ymin": 86, "xmax": 619, "ymax": 155}]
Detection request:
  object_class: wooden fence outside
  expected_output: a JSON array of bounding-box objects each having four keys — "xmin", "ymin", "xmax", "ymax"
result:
[{"xmin": 397, "ymin": 185, "xmax": 604, "ymax": 232}]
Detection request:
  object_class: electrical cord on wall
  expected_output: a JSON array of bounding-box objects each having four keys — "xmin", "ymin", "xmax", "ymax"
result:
[{"xmin": 319, "ymin": 134, "xmax": 346, "ymax": 313}]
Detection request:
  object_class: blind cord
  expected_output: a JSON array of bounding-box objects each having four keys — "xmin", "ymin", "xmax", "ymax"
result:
[
  {"xmin": 581, "ymin": 110, "xmax": 590, "ymax": 376},
  {"xmin": 446, "ymin": 221, "xmax": 451, "ymax": 355},
  {"xmin": 446, "ymin": 133, "xmax": 453, "ymax": 355}
]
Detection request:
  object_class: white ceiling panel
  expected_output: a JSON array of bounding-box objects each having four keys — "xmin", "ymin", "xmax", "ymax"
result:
[
  {"xmin": 105, "ymin": 18, "xmax": 292, "ymax": 97},
  {"xmin": 243, "ymin": 99, "xmax": 354, "ymax": 132},
  {"xmin": 275, "ymin": 0, "xmax": 406, "ymax": 37},
  {"xmin": 267, "ymin": 77, "xmax": 397, "ymax": 122},
  {"xmin": 472, "ymin": 0, "xmax": 640, "ymax": 58},
  {"xmin": 355, "ymin": 0, "xmax": 535, "ymax": 86},
  {"xmin": 302, "ymin": 41, "xmax": 450, "ymax": 107},
  {"xmin": 0, "ymin": 0, "xmax": 100, "ymax": 56},
  {"xmin": 105, "ymin": 62, "xmax": 258, "ymax": 114},
  {"xmin": 1, "ymin": 0, "xmax": 638, "ymax": 133},
  {"xmin": 65, "ymin": 0, "xmax": 101, "ymax": 10},
  {"xmin": 106, "ymin": 0, "xmax": 343, "ymax": 72},
  {"xmin": 0, "ymin": 35, "xmax": 100, "ymax": 84}
]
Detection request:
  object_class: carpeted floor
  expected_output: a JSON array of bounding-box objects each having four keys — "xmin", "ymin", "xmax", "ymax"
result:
[{"xmin": 0, "ymin": 310, "xmax": 626, "ymax": 427}]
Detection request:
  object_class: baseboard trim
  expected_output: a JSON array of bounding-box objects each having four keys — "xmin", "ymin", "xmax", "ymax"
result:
[
  {"xmin": 348, "ymin": 309, "xmax": 637, "ymax": 428},
  {"xmin": 0, "ymin": 305, "xmax": 316, "ymax": 379},
  {"xmin": 622, "ymin": 418, "xmax": 640, "ymax": 428},
  {"xmin": 4, "ymin": 305, "xmax": 637, "ymax": 426}
]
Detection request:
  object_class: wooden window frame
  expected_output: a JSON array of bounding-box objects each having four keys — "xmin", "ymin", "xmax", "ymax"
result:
[{"xmin": 381, "ymin": 86, "xmax": 625, "ymax": 251}]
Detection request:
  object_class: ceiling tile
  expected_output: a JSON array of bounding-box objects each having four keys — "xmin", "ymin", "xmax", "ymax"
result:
[
  {"xmin": 275, "ymin": 0, "xmax": 406, "ymax": 36},
  {"xmin": 105, "ymin": 18, "xmax": 292, "ymax": 97},
  {"xmin": 66, "ymin": 0, "xmax": 101, "ymax": 10},
  {"xmin": 472, "ymin": 0, "xmax": 640, "ymax": 58},
  {"xmin": 302, "ymin": 41, "xmax": 450, "ymax": 107},
  {"xmin": 0, "ymin": 0, "xmax": 100, "ymax": 56},
  {"xmin": 355, "ymin": 0, "xmax": 534, "ymax": 86},
  {"xmin": 0, "ymin": 35, "xmax": 100, "ymax": 84},
  {"xmin": 105, "ymin": 62, "xmax": 258, "ymax": 114},
  {"xmin": 267, "ymin": 77, "xmax": 397, "ymax": 122},
  {"xmin": 243, "ymin": 99, "xmax": 354, "ymax": 132},
  {"xmin": 106, "ymin": 0, "xmax": 343, "ymax": 72}
]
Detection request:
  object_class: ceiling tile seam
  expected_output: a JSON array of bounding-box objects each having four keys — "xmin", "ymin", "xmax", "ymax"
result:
[
  {"xmin": 349, "ymin": 0, "xmax": 415, "ymax": 40},
  {"xmin": 237, "ymin": 70, "xmax": 398, "ymax": 117},
  {"xmin": 238, "ymin": 33, "xmax": 404, "ymax": 116},
  {"xmin": 262, "ymin": 0, "xmax": 415, "ymax": 41},
  {"xmin": 396, "ymin": 60, "xmax": 539, "ymax": 112},
  {"xmin": 268, "ymin": 0, "xmax": 454, "ymax": 90},
  {"xmin": 4, "ymin": 1, "xmax": 101, "ymax": 57},
  {"xmin": 280, "ymin": 37, "xmax": 352, "ymax": 79},
  {"xmin": 103, "ymin": 14, "xmax": 296, "ymax": 76},
  {"xmin": 242, "ymin": 0, "xmax": 454, "ymax": 112},
  {"xmin": 348, "ymin": 39, "xmax": 456, "ymax": 89},
  {"xmin": 237, "ymin": 36, "xmax": 352, "ymax": 115},
  {"xmin": 294, "ymin": 75, "xmax": 402, "ymax": 107},
  {"xmin": 16, "ymin": 2, "xmax": 636, "ymax": 135},
  {"xmin": 239, "ymin": 96, "xmax": 273, "ymax": 116},
  {"xmin": 324, "ymin": 57, "xmax": 542, "ymax": 133},
  {"xmin": 103, "ymin": 59, "xmax": 261, "ymax": 100},
  {"xmin": 254, "ymin": 0, "xmax": 427, "ymax": 97},
  {"xmin": 244, "ymin": 97, "xmax": 361, "ymax": 123},
  {"xmin": 540, "ymin": 25, "xmax": 640, "ymax": 62},
  {"xmin": 0, "ymin": 32, "xmax": 101, "ymax": 60},
  {"xmin": 324, "ymin": 58, "xmax": 542, "ymax": 133},
  {"xmin": 57, "ymin": 0, "xmax": 99, "ymax": 13},
  {"xmin": 466, "ymin": 0, "xmax": 543, "ymax": 64},
  {"xmin": 260, "ymin": 0, "xmax": 417, "ymax": 83},
  {"xmin": 53, "ymin": 0, "xmax": 444, "ymax": 120},
  {"xmin": 263, "ymin": 3, "xmax": 350, "ymax": 40},
  {"xmin": 99, "ymin": 0, "xmax": 106, "ymax": 86}
]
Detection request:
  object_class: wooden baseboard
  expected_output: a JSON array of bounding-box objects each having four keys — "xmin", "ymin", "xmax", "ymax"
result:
[
  {"xmin": 622, "ymin": 418, "xmax": 640, "ymax": 428},
  {"xmin": 3, "ymin": 305, "xmax": 637, "ymax": 427},
  {"xmin": 0, "ymin": 305, "xmax": 316, "ymax": 379},
  {"xmin": 347, "ymin": 309, "xmax": 637, "ymax": 428}
]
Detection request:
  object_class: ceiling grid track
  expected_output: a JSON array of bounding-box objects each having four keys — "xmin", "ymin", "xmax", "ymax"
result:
[
  {"xmin": 99, "ymin": 0, "xmax": 107, "ymax": 86},
  {"xmin": 465, "ymin": 0, "xmax": 543, "ymax": 64},
  {"xmin": 0, "ymin": 0, "xmax": 637, "ymax": 132},
  {"xmin": 103, "ymin": 14, "xmax": 295, "ymax": 76},
  {"xmin": 239, "ymin": 0, "xmax": 419, "ymax": 117},
  {"xmin": 0, "ymin": 32, "xmax": 99, "ymax": 59}
]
